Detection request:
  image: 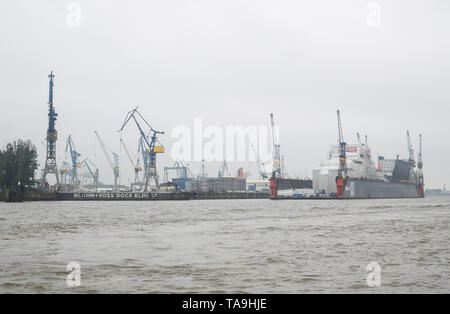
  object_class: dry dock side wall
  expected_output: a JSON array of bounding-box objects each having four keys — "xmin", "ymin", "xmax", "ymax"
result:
[{"xmin": 345, "ymin": 179, "xmax": 418, "ymax": 198}]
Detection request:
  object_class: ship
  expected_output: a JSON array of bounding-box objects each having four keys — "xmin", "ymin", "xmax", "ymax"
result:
[{"xmin": 312, "ymin": 141, "xmax": 424, "ymax": 199}]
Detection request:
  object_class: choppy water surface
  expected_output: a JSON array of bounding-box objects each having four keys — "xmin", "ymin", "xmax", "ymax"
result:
[{"xmin": 0, "ymin": 197, "xmax": 449, "ymax": 293}]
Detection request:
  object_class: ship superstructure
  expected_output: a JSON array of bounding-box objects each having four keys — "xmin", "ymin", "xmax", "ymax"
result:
[{"xmin": 313, "ymin": 110, "xmax": 423, "ymax": 199}]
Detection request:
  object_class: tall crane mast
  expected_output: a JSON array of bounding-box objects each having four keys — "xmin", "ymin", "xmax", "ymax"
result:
[
  {"xmin": 138, "ymin": 135, "xmax": 148, "ymax": 182},
  {"xmin": 94, "ymin": 131, "xmax": 119, "ymax": 188},
  {"xmin": 270, "ymin": 113, "xmax": 281, "ymax": 178},
  {"xmin": 417, "ymin": 134, "xmax": 423, "ymax": 170},
  {"xmin": 40, "ymin": 71, "xmax": 60, "ymax": 188},
  {"xmin": 406, "ymin": 130, "xmax": 415, "ymax": 164},
  {"xmin": 65, "ymin": 135, "xmax": 81, "ymax": 186},
  {"xmin": 119, "ymin": 107, "xmax": 164, "ymax": 191},
  {"xmin": 120, "ymin": 138, "xmax": 141, "ymax": 184},
  {"xmin": 365, "ymin": 135, "xmax": 371, "ymax": 160},
  {"xmin": 200, "ymin": 158, "xmax": 207, "ymax": 178},
  {"xmin": 406, "ymin": 130, "xmax": 416, "ymax": 183},
  {"xmin": 416, "ymin": 134, "xmax": 424, "ymax": 197},
  {"xmin": 336, "ymin": 110, "xmax": 347, "ymax": 199}
]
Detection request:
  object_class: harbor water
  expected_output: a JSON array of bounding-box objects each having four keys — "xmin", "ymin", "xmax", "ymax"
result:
[{"xmin": 0, "ymin": 197, "xmax": 449, "ymax": 293}]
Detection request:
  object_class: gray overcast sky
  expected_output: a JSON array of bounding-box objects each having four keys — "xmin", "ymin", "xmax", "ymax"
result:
[{"xmin": 0, "ymin": 0, "xmax": 449, "ymax": 188}]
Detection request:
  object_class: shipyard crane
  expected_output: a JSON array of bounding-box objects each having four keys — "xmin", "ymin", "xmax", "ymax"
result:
[
  {"xmin": 406, "ymin": 130, "xmax": 416, "ymax": 183},
  {"xmin": 164, "ymin": 161, "xmax": 188, "ymax": 182},
  {"xmin": 365, "ymin": 135, "xmax": 371, "ymax": 160},
  {"xmin": 281, "ymin": 154, "xmax": 287, "ymax": 178},
  {"xmin": 270, "ymin": 113, "xmax": 281, "ymax": 178},
  {"xmin": 250, "ymin": 142, "xmax": 269, "ymax": 180},
  {"xmin": 82, "ymin": 158, "xmax": 99, "ymax": 187},
  {"xmin": 200, "ymin": 158, "xmax": 207, "ymax": 178},
  {"xmin": 40, "ymin": 71, "xmax": 60, "ymax": 189},
  {"xmin": 182, "ymin": 161, "xmax": 195, "ymax": 178},
  {"xmin": 120, "ymin": 138, "xmax": 142, "ymax": 184},
  {"xmin": 406, "ymin": 130, "xmax": 415, "ymax": 165},
  {"xmin": 94, "ymin": 131, "xmax": 119, "ymax": 188},
  {"xmin": 417, "ymin": 134, "xmax": 424, "ymax": 197},
  {"xmin": 65, "ymin": 135, "xmax": 81, "ymax": 186},
  {"xmin": 356, "ymin": 132, "xmax": 361, "ymax": 144},
  {"xmin": 336, "ymin": 110, "xmax": 348, "ymax": 199},
  {"xmin": 119, "ymin": 107, "xmax": 164, "ymax": 191},
  {"xmin": 182, "ymin": 161, "xmax": 195, "ymax": 177},
  {"xmin": 60, "ymin": 161, "xmax": 71, "ymax": 185},
  {"xmin": 137, "ymin": 135, "xmax": 148, "ymax": 183},
  {"xmin": 217, "ymin": 160, "xmax": 229, "ymax": 178}
]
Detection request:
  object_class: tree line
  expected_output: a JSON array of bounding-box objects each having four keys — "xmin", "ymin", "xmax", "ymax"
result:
[{"xmin": 0, "ymin": 140, "xmax": 38, "ymax": 190}]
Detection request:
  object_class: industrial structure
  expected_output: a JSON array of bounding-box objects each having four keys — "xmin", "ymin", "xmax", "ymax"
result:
[
  {"xmin": 336, "ymin": 109, "xmax": 348, "ymax": 199},
  {"xmin": 270, "ymin": 113, "xmax": 281, "ymax": 178},
  {"xmin": 40, "ymin": 71, "xmax": 60, "ymax": 188},
  {"xmin": 416, "ymin": 134, "xmax": 424, "ymax": 197},
  {"xmin": 119, "ymin": 107, "xmax": 164, "ymax": 191},
  {"xmin": 312, "ymin": 110, "xmax": 424, "ymax": 199},
  {"xmin": 95, "ymin": 131, "xmax": 119, "ymax": 188},
  {"xmin": 164, "ymin": 161, "xmax": 188, "ymax": 183},
  {"xmin": 250, "ymin": 142, "xmax": 269, "ymax": 180},
  {"xmin": 406, "ymin": 130, "xmax": 417, "ymax": 183},
  {"xmin": 269, "ymin": 113, "xmax": 313, "ymax": 198},
  {"xmin": 217, "ymin": 160, "xmax": 229, "ymax": 178},
  {"xmin": 60, "ymin": 161, "xmax": 71, "ymax": 185},
  {"xmin": 65, "ymin": 135, "xmax": 81, "ymax": 186},
  {"xmin": 82, "ymin": 158, "xmax": 99, "ymax": 187},
  {"xmin": 120, "ymin": 138, "xmax": 142, "ymax": 184},
  {"xmin": 32, "ymin": 71, "xmax": 425, "ymax": 200}
]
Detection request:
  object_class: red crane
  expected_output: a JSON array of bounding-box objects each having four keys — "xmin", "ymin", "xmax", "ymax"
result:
[{"xmin": 336, "ymin": 110, "xmax": 347, "ymax": 199}]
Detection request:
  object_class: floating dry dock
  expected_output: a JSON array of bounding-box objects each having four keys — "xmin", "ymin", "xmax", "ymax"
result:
[{"xmin": 57, "ymin": 191, "xmax": 269, "ymax": 201}]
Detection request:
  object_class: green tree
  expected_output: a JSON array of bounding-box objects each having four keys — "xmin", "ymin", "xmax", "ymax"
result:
[{"xmin": 0, "ymin": 140, "xmax": 38, "ymax": 189}]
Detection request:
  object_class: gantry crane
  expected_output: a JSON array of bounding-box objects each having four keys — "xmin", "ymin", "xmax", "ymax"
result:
[
  {"xmin": 164, "ymin": 161, "xmax": 188, "ymax": 182},
  {"xmin": 200, "ymin": 158, "xmax": 207, "ymax": 178},
  {"xmin": 217, "ymin": 160, "xmax": 229, "ymax": 178},
  {"xmin": 406, "ymin": 130, "xmax": 416, "ymax": 183},
  {"xmin": 250, "ymin": 142, "xmax": 269, "ymax": 180},
  {"xmin": 65, "ymin": 135, "xmax": 81, "ymax": 186},
  {"xmin": 406, "ymin": 131, "xmax": 416, "ymax": 164},
  {"xmin": 417, "ymin": 134, "xmax": 424, "ymax": 197},
  {"xmin": 270, "ymin": 113, "xmax": 281, "ymax": 178},
  {"xmin": 94, "ymin": 131, "xmax": 119, "ymax": 188},
  {"xmin": 119, "ymin": 107, "xmax": 164, "ymax": 191},
  {"xmin": 365, "ymin": 135, "xmax": 371, "ymax": 160},
  {"xmin": 336, "ymin": 110, "xmax": 348, "ymax": 199},
  {"xmin": 60, "ymin": 161, "xmax": 71, "ymax": 185},
  {"xmin": 137, "ymin": 135, "xmax": 148, "ymax": 182},
  {"xmin": 120, "ymin": 138, "xmax": 142, "ymax": 184},
  {"xmin": 356, "ymin": 132, "xmax": 361, "ymax": 144},
  {"xmin": 82, "ymin": 158, "xmax": 99, "ymax": 187}
]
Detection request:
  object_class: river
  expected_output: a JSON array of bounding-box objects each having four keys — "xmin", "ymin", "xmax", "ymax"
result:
[{"xmin": 0, "ymin": 197, "xmax": 448, "ymax": 293}]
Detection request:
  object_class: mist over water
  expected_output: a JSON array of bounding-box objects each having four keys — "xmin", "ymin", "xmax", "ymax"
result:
[{"xmin": 0, "ymin": 197, "xmax": 448, "ymax": 293}]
